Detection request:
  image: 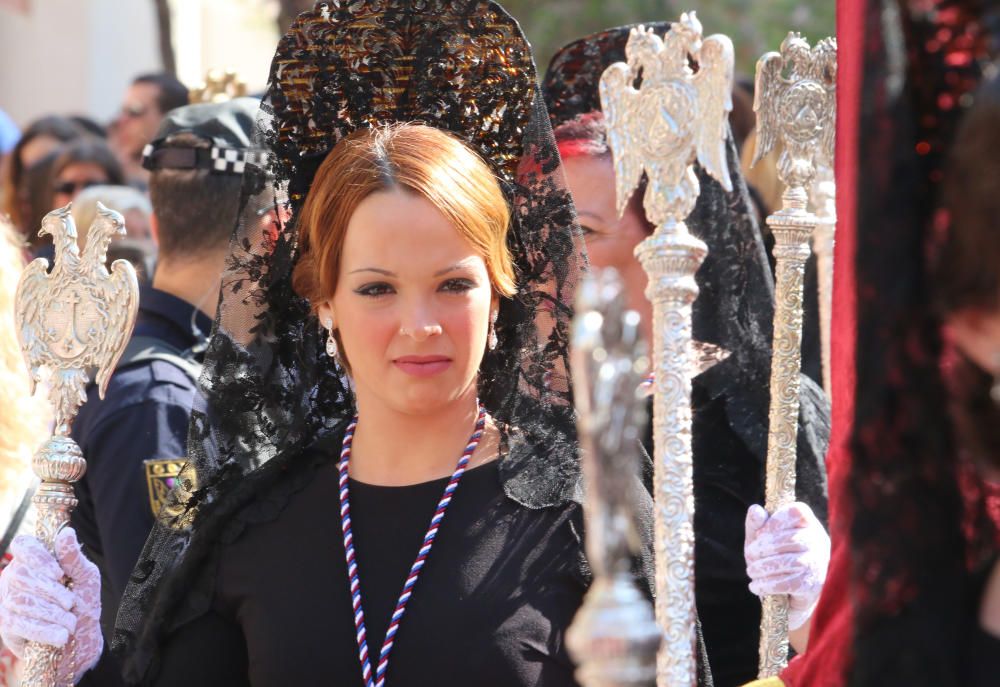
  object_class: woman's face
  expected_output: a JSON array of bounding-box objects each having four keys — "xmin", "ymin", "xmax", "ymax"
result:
[
  {"xmin": 319, "ymin": 188, "xmax": 495, "ymax": 416},
  {"xmin": 562, "ymin": 153, "xmax": 653, "ymax": 345},
  {"xmin": 52, "ymin": 162, "xmax": 112, "ymax": 209}
]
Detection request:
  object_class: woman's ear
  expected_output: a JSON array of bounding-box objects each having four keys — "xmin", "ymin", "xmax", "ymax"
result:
[{"xmin": 317, "ymin": 301, "xmax": 336, "ymax": 330}]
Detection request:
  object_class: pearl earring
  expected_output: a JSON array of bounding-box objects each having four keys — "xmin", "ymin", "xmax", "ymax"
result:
[{"xmin": 324, "ymin": 318, "xmax": 338, "ymax": 359}]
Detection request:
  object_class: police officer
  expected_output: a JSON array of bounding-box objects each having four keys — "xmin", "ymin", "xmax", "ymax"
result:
[{"xmin": 68, "ymin": 98, "xmax": 259, "ymax": 685}]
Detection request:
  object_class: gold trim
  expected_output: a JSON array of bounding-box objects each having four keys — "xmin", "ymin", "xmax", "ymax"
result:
[{"xmin": 742, "ymin": 678, "xmax": 785, "ymax": 687}]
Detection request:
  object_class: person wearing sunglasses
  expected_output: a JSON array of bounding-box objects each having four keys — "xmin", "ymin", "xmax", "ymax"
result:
[
  {"xmin": 109, "ymin": 73, "xmax": 189, "ymax": 186},
  {"xmin": 49, "ymin": 138, "xmax": 125, "ymax": 210}
]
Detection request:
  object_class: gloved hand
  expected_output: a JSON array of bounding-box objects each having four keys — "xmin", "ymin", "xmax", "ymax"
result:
[
  {"xmin": 0, "ymin": 528, "xmax": 103, "ymax": 684},
  {"xmin": 744, "ymin": 502, "xmax": 830, "ymax": 631}
]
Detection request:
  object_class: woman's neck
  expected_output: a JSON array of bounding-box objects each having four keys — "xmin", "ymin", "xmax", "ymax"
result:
[{"xmin": 348, "ymin": 388, "xmax": 497, "ymax": 486}]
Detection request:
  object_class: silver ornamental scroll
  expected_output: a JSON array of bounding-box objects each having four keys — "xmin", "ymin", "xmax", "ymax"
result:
[
  {"xmin": 567, "ymin": 269, "xmax": 660, "ymax": 687},
  {"xmin": 599, "ymin": 13, "xmax": 734, "ymax": 687},
  {"xmin": 14, "ymin": 204, "xmax": 139, "ymax": 686},
  {"xmin": 751, "ymin": 33, "xmax": 837, "ymax": 677}
]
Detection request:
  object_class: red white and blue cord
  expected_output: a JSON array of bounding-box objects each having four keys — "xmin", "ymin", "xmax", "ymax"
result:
[{"xmin": 338, "ymin": 403, "xmax": 487, "ymax": 687}]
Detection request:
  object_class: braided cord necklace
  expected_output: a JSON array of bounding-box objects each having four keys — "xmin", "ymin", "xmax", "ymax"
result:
[{"xmin": 338, "ymin": 403, "xmax": 487, "ymax": 687}]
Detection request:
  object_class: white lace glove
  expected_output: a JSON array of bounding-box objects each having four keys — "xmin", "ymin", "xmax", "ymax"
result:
[
  {"xmin": 0, "ymin": 528, "xmax": 103, "ymax": 684},
  {"xmin": 744, "ymin": 502, "xmax": 830, "ymax": 631}
]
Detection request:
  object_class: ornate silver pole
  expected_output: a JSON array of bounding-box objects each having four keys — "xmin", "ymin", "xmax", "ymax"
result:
[
  {"xmin": 599, "ymin": 14, "xmax": 734, "ymax": 686},
  {"xmin": 810, "ymin": 162, "xmax": 836, "ymax": 395},
  {"xmin": 567, "ymin": 269, "xmax": 661, "ymax": 687},
  {"xmin": 751, "ymin": 33, "xmax": 837, "ymax": 677},
  {"xmin": 14, "ymin": 204, "xmax": 139, "ymax": 686}
]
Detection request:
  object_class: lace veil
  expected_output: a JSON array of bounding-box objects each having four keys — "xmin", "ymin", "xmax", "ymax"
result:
[{"xmin": 112, "ymin": 2, "xmax": 585, "ymax": 679}]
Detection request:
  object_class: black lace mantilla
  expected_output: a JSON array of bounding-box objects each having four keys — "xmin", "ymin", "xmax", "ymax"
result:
[
  {"xmin": 269, "ymin": 0, "xmax": 537, "ymax": 199},
  {"xmin": 542, "ymin": 22, "xmax": 671, "ymax": 130},
  {"xmin": 113, "ymin": 2, "xmax": 586, "ymax": 681}
]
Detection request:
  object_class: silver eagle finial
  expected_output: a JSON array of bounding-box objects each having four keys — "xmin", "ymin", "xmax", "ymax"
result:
[
  {"xmin": 599, "ymin": 12, "xmax": 734, "ymax": 230},
  {"xmin": 752, "ymin": 33, "xmax": 837, "ymax": 192}
]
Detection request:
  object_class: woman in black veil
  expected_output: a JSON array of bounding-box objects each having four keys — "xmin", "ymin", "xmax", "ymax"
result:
[{"xmin": 542, "ymin": 25, "xmax": 831, "ymax": 687}]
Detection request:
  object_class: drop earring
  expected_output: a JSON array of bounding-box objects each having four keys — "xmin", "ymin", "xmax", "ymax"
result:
[
  {"xmin": 488, "ymin": 311, "xmax": 499, "ymax": 351},
  {"xmin": 324, "ymin": 318, "xmax": 339, "ymax": 359}
]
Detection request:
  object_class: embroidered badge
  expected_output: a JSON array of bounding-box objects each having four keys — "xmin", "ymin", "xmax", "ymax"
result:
[{"xmin": 144, "ymin": 458, "xmax": 186, "ymax": 516}]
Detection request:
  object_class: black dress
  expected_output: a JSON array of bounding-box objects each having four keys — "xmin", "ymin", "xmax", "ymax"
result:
[{"xmin": 151, "ymin": 437, "xmax": 595, "ymax": 686}]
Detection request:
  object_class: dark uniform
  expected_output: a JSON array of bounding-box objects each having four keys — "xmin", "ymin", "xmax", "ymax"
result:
[{"xmin": 71, "ymin": 286, "xmax": 210, "ymax": 601}]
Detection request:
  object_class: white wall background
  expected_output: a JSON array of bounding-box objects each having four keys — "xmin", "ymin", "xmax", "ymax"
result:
[
  {"xmin": 0, "ymin": 0, "xmax": 278, "ymax": 129},
  {"xmin": 0, "ymin": 0, "xmax": 160, "ymax": 127}
]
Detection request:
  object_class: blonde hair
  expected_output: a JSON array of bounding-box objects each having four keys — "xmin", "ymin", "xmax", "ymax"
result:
[
  {"xmin": 292, "ymin": 123, "xmax": 516, "ymax": 310},
  {"xmin": 0, "ymin": 218, "xmax": 49, "ymax": 510},
  {"xmin": 71, "ymin": 185, "xmax": 153, "ymax": 244}
]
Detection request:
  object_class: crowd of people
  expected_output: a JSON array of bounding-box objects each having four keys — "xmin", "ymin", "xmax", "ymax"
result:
[
  {"xmin": 0, "ymin": 1, "xmax": 995, "ymax": 687},
  {"xmin": 0, "ymin": 73, "xmax": 187, "ymax": 271}
]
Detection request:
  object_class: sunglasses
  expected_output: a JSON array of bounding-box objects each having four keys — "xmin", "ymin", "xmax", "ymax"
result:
[{"xmin": 53, "ymin": 179, "xmax": 105, "ymax": 196}]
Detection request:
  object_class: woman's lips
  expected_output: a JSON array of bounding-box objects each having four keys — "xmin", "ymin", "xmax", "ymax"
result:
[{"xmin": 393, "ymin": 355, "xmax": 452, "ymax": 378}]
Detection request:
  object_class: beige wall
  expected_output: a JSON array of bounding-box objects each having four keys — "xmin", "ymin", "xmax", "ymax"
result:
[
  {"xmin": 0, "ymin": 0, "xmax": 160, "ymax": 127},
  {"xmin": 0, "ymin": 0, "xmax": 278, "ymax": 129}
]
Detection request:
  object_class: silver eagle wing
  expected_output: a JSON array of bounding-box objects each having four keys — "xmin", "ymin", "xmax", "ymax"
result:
[
  {"xmin": 13, "ymin": 257, "xmax": 51, "ymax": 396},
  {"xmin": 693, "ymin": 34, "xmax": 735, "ymax": 191},
  {"xmin": 752, "ymin": 50, "xmax": 786, "ymax": 168},
  {"xmin": 94, "ymin": 259, "xmax": 140, "ymax": 399},
  {"xmin": 599, "ymin": 61, "xmax": 645, "ymax": 219},
  {"xmin": 817, "ymin": 39, "xmax": 838, "ymax": 166}
]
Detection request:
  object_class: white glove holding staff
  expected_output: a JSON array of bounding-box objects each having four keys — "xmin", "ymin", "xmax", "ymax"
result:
[
  {"xmin": 0, "ymin": 527, "xmax": 103, "ymax": 684},
  {"xmin": 744, "ymin": 502, "xmax": 830, "ymax": 632}
]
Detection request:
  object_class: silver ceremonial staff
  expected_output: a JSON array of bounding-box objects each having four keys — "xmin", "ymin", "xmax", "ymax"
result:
[
  {"xmin": 751, "ymin": 33, "xmax": 837, "ymax": 677},
  {"xmin": 567, "ymin": 269, "xmax": 660, "ymax": 687},
  {"xmin": 14, "ymin": 204, "xmax": 139, "ymax": 686},
  {"xmin": 599, "ymin": 13, "xmax": 733, "ymax": 687}
]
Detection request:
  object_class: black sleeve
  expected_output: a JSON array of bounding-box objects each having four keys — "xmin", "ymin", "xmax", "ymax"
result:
[
  {"xmin": 147, "ymin": 611, "xmax": 249, "ymax": 687},
  {"xmin": 77, "ymin": 398, "xmax": 190, "ymax": 599}
]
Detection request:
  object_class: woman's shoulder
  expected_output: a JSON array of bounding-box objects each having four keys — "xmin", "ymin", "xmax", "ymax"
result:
[
  {"xmin": 497, "ymin": 425, "xmax": 583, "ymax": 509},
  {"xmin": 214, "ymin": 430, "xmax": 344, "ymax": 548}
]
